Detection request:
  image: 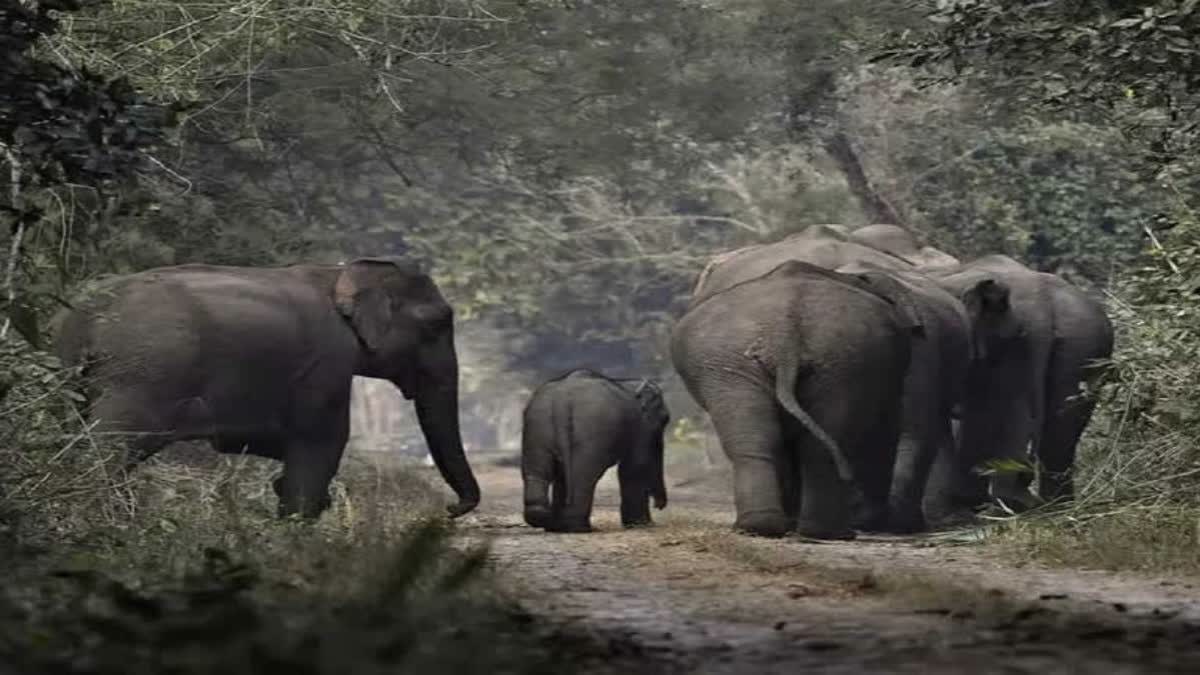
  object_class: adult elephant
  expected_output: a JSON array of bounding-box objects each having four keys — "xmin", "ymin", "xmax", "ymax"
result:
[
  {"xmin": 692, "ymin": 225, "xmax": 975, "ymax": 532},
  {"xmin": 690, "ymin": 224, "xmax": 913, "ymax": 306},
  {"xmin": 835, "ymin": 261, "xmax": 973, "ymax": 532},
  {"xmin": 849, "ymin": 224, "xmax": 961, "ymax": 271},
  {"xmin": 672, "ymin": 260, "xmax": 914, "ymax": 539},
  {"xmin": 929, "ymin": 255, "xmax": 1114, "ymax": 510},
  {"xmin": 52, "ymin": 258, "xmax": 481, "ymax": 519}
]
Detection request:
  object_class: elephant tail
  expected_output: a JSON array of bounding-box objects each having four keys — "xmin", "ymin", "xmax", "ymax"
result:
[{"xmin": 775, "ymin": 356, "xmax": 855, "ymax": 483}]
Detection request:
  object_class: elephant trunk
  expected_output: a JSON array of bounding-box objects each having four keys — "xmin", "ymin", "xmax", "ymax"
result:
[
  {"xmin": 651, "ymin": 435, "xmax": 668, "ymax": 509},
  {"xmin": 410, "ymin": 372, "xmax": 480, "ymax": 519}
]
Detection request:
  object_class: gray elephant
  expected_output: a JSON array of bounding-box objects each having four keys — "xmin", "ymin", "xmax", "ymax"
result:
[
  {"xmin": 691, "ymin": 224, "xmax": 911, "ymax": 304},
  {"xmin": 849, "ymin": 224, "xmax": 962, "ymax": 271},
  {"xmin": 672, "ymin": 260, "xmax": 914, "ymax": 539},
  {"xmin": 692, "ymin": 226, "xmax": 972, "ymax": 533},
  {"xmin": 928, "ymin": 255, "xmax": 1114, "ymax": 511},
  {"xmin": 834, "ymin": 260, "xmax": 973, "ymax": 532},
  {"xmin": 521, "ymin": 369, "xmax": 670, "ymax": 533},
  {"xmin": 51, "ymin": 258, "xmax": 481, "ymax": 519}
]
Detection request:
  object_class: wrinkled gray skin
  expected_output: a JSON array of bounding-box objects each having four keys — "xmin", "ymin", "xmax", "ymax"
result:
[
  {"xmin": 929, "ymin": 255, "xmax": 1114, "ymax": 510},
  {"xmin": 849, "ymin": 224, "xmax": 962, "ymax": 272},
  {"xmin": 692, "ymin": 225, "xmax": 972, "ymax": 533},
  {"xmin": 52, "ymin": 258, "xmax": 480, "ymax": 520},
  {"xmin": 835, "ymin": 260, "xmax": 972, "ymax": 532},
  {"xmin": 521, "ymin": 369, "xmax": 670, "ymax": 533},
  {"xmin": 672, "ymin": 260, "xmax": 912, "ymax": 539},
  {"xmin": 691, "ymin": 225, "xmax": 912, "ymax": 304}
]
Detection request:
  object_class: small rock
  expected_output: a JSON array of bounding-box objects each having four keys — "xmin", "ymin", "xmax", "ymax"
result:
[
  {"xmin": 774, "ymin": 621, "xmax": 787, "ymax": 631},
  {"xmin": 1038, "ymin": 593, "xmax": 1068, "ymax": 601},
  {"xmin": 1112, "ymin": 603, "xmax": 1128, "ymax": 613},
  {"xmin": 786, "ymin": 583, "xmax": 815, "ymax": 599}
]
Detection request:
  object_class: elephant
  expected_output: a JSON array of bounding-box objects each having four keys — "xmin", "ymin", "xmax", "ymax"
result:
[
  {"xmin": 691, "ymin": 225, "xmax": 973, "ymax": 532},
  {"xmin": 928, "ymin": 255, "xmax": 1114, "ymax": 511},
  {"xmin": 690, "ymin": 224, "xmax": 912, "ymax": 305},
  {"xmin": 848, "ymin": 224, "xmax": 962, "ymax": 271},
  {"xmin": 671, "ymin": 260, "xmax": 914, "ymax": 539},
  {"xmin": 520, "ymin": 369, "xmax": 670, "ymax": 533},
  {"xmin": 834, "ymin": 260, "xmax": 973, "ymax": 532},
  {"xmin": 51, "ymin": 258, "xmax": 481, "ymax": 519}
]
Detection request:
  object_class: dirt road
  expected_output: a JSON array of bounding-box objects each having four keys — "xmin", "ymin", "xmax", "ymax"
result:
[{"xmin": 456, "ymin": 458, "xmax": 1200, "ymax": 674}]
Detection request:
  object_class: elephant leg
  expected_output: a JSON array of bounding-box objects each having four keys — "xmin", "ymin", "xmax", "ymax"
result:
[
  {"xmin": 1037, "ymin": 364, "xmax": 1102, "ymax": 503},
  {"xmin": 883, "ymin": 432, "xmax": 930, "ymax": 533},
  {"xmin": 617, "ymin": 460, "xmax": 652, "ymax": 528},
  {"xmin": 92, "ymin": 392, "xmax": 173, "ymax": 472},
  {"xmin": 521, "ymin": 422, "xmax": 557, "ymax": 529},
  {"xmin": 850, "ymin": 400, "xmax": 901, "ymax": 533},
  {"xmin": 791, "ymin": 397, "xmax": 862, "ymax": 541},
  {"xmin": 707, "ymin": 387, "xmax": 791, "ymax": 538},
  {"xmin": 275, "ymin": 418, "xmax": 349, "ymax": 519},
  {"xmin": 547, "ymin": 446, "xmax": 609, "ymax": 534},
  {"xmin": 922, "ymin": 421, "xmax": 982, "ymax": 527}
]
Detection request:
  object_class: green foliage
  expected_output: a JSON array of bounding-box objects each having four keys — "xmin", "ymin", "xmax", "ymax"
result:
[
  {"xmin": 1, "ymin": 0, "xmax": 174, "ymax": 214},
  {"xmin": 878, "ymin": 1, "xmax": 1200, "ymax": 165},
  {"xmin": 878, "ymin": 1, "xmax": 1200, "ymax": 571}
]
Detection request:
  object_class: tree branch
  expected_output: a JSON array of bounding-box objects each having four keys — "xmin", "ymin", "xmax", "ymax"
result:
[
  {"xmin": 823, "ymin": 130, "xmax": 905, "ymax": 226},
  {"xmin": 1, "ymin": 144, "xmax": 26, "ymax": 341}
]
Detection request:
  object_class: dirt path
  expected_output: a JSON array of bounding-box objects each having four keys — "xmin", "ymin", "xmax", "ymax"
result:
[{"xmin": 453, "ymin": 459, "xmax": 1200, "ymax": 674}]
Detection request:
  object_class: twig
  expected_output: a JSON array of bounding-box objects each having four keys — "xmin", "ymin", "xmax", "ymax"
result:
[
  {"xmin": 1143, "ymin": 224, "xmax": 1181, "ymax": 276},
  {"xmin": 1, "ymin": 143, "xmax": 25, "ymax": 340}
]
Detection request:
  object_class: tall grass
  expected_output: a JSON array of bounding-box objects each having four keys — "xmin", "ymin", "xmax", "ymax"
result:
[
  {"xmin": 0, "ymin": 342, "xmax": 564, "ymax": 674},
  {"xmin": 989, "ymin": 248, "xmax": 1200, "ymax": 575}
]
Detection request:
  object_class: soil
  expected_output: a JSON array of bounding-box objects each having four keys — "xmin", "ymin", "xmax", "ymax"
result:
[{"xmin": 452, "ymin": 457, "xmax": 1200, "ymax": 674}]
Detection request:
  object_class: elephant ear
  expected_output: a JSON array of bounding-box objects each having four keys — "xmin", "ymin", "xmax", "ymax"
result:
[
  {"xmin": 632, "ymin": 378, "xmax": 670, "ymax": 426},
  {"xmin": 960, "ymin": 277, "xmax": 1010, "ymax": 318},
  {"xmin": 852, "ymin": 271, "xmax": 925, "ymax": 337},
  {"xmin": 335, "ymin": 260, "xmax": 395, "ymax": 353}
]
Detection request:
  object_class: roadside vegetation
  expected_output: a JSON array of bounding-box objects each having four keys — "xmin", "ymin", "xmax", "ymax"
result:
[
  {"xmin": 5, "ymin": 2, "xmax": 1200, "ymax": 669},
  {"xmin": 879, "ymin": 1, "xmax": 1200, "ymax": 575}
]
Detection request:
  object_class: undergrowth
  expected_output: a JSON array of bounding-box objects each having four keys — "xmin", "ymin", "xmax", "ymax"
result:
[
  {"xmin": 988, "ymin": 214, "xmax": 1200, "ymax": 576},
  {"xmin": 0, "ymin": 341, "xmax": 576, "ymax": 674}
]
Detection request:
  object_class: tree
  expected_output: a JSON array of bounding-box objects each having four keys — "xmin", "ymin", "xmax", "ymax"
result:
[{"xmin": 1, "ymin": 0, "xmax": 174, "ymax": 345}]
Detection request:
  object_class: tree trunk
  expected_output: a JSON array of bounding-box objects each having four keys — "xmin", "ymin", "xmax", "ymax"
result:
[{"xmin": 822, "ymin": 130, "xmax": 905, "ymax": 227}]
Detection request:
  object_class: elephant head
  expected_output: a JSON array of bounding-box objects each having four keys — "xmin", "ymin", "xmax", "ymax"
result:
[
  {"xmin": 334, "ymin": 257, "xmax": 480, "ymax": 517},
  {"xmin": 626, "ymin": 378, "xmax": 671, "ymax": 509},
  {"xmin": 957, "ymin": 276, "xmax": 1023, "ymax": 365},
  {"xmin": 933, "ymin": 267, "xmax": 1030, "ymax": 509}
]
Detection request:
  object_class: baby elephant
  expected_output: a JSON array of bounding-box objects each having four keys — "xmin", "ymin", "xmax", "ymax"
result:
[{"xmin": 521, "ymin": 369, "xmax": 670, "ymax": 533}]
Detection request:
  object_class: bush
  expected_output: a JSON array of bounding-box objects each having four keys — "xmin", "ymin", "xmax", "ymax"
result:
[
  {"xmin": 990, "ymin": 205, "xmax": 1200, "ymax": 574},
  {"xmin": 0, "ymin": 344, "xmax": 567, "ymax": 674}
]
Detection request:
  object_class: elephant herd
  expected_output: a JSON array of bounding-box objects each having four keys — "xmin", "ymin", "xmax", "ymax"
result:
[
  {"xmin": 49, "ymin": 224, "xmax": 1114, "ymax": 541},
  {"xmin": 673, "ymin": 224, "xmax": 1113, "ymax": 538}
]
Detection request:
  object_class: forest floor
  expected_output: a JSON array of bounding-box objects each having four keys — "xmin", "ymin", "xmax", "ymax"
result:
[{"xmin": 452, "ymin": 454, "xmax": 1200, "ymax": 674}]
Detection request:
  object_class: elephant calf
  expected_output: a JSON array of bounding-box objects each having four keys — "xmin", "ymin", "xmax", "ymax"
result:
[{"xmin": 521, "ymin": 369, "xmax": 670, "ymax": 533}]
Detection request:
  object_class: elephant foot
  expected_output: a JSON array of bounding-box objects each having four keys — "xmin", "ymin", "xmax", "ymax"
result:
[
  {"xmin": 924, "ymin": 507, "xmax": 981, "ymax": 530},
  {"xmin": 884, "ymin": 507, "xmax": 927, "ymax": 535},
  {"xmin": 547, "ymin": 517, "xmax": 593, "ymax": 534},
  {"xmin": 883, "ymin": 511, "xmax": 926, "ymax": 533},
  {"xmin": 523, "ymin": 505, "xmax": 554, "ymax": 529},
  {"xmin": 795, "ymin": 521, "xmax": 857, "ymax": 541},
  {"xmin": 851, "ymin": 504, "xmax": 890, "ymax": 533},
  {"xmin": 734, "ymin": 510, "xmax": 792, "ymax": 538},
  {"xmin": 621, "ymin": 517, "xmax": 653, "ymax": 529}
]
